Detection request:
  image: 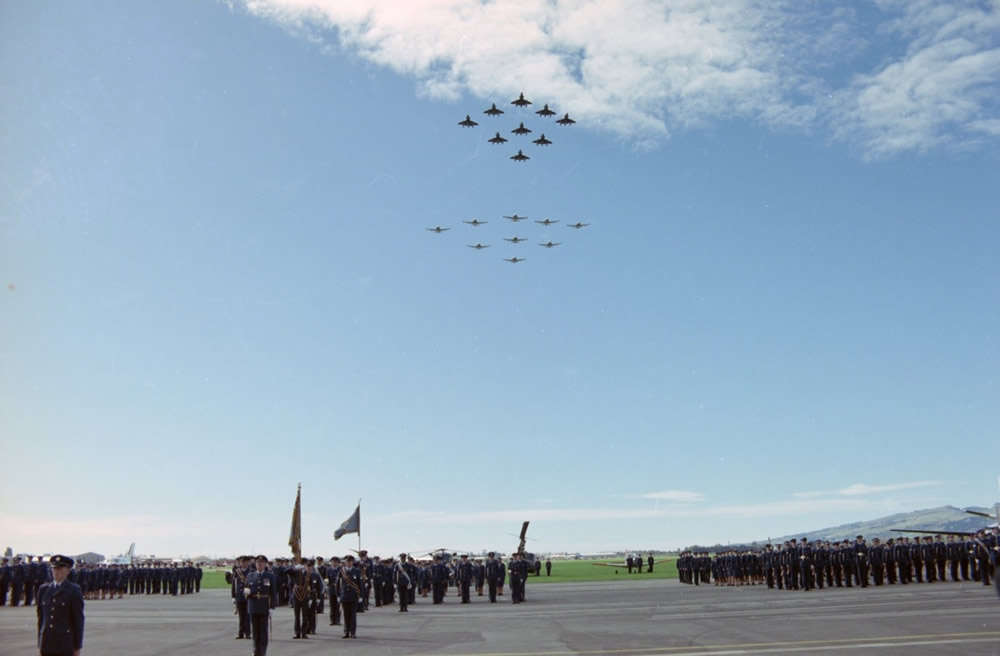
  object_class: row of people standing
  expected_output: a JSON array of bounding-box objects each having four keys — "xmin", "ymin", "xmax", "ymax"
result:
[{"xmin": 686, "ymin": 529, "xmax": 998, "ymax": 591}]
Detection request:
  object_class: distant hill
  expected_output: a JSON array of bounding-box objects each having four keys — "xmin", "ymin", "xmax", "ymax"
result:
[{"xmin": 766, "ymin": 504, "xmax": 1000, "ymax": 545}]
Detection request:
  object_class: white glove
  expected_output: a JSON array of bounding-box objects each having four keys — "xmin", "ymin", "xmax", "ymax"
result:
[{"xmin": 243, "ymin": 587, "xmax": 251, "ymax": 596}]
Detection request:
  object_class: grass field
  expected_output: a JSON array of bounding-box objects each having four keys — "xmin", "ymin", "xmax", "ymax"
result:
[{"xmin": 201, "ymin": 559, "xmax": 678, "ymax": 589}]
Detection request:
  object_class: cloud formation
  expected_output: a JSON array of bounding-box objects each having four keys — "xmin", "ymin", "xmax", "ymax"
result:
[
  {"xmin": 793, "ymin": 480, "xmax": 941, "ymax": 499},
  {"xmin": 241, "ymin": 0, "xmax": 999, "ymax": 157}
]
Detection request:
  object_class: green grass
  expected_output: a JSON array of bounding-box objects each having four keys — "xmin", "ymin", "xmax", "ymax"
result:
[{"xmin": 201, "ymin": 559, "xmax": 679, "ymax": 589}]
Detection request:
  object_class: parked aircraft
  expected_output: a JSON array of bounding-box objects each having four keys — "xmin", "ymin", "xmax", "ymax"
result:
[
  {"xmin": 556, "ymin": 113, "xmax": 576, "ymax": 125},
  {"xmin": 533, "ymin": 134, "xmax": 552, "ymax": 146},
  {"xmin": 503, "ymin": 236, "xmax": 528, "ymax": 243},
  {"xmin": 538, "ymin": 241, "xmax": 561, "ymax": 248},
  {"xmin": 511, "ymin": 92, "xmax": 532, "ymax": 107},
  {"xmin": 426, "ymin": 226, "xmax": 450, "ymax": 233},
  {"xmin": 535, "ymin": 104, "xmax": 556, "ymax": 117},
  {"xmin": 488, "ymin": 132, "xmax": 508, "ymax": 144},
  {"xmin": 510, "ymin": 150, "xmax": 530, "ymax": 162},
  {"xmin": 504, "ymin": 256, "xmax": 527, "ymax": 263},
  {"xmin": 503, "ymin": 214, "xmax": 529, "ymax": 222},
  {"xmin": 512, "ymin": 123, "xmax": 532, "ymax": 135},
  {"xmin": 458, "ymin": 115, "xmax": 478, "ymax": 127},
  {"xmin": 567, "ymin": 221, "xmax": 590, "ymax": 229},
  {"xmin": 102, "ymin": 543, "xmax": 136, "ymax": 566},
  {"xmin": 534, "ymin": 218, "xmax": 558, "ymax": 225},
  {"xmin": 483, "ymin": 103, "xmax": 504, "ymax": 116},
  {"xmin": 467, "ymin": 243, "xmax": 491, "ymax": 249},
  {"xmin": 463, "ymin": 218, "xmax": 487, "ymax": 226}
]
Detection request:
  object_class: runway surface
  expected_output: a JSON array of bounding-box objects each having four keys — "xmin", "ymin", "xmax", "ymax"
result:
[{"xmin": 1, "ymin": 579, "xmax": 997, "ymax": 655}]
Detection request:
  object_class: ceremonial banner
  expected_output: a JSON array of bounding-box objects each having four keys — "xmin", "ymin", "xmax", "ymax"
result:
[
  {"xmin": 334, "ymin": 503, "xmax": 360, "ymax": 540},
  {"xmin": 289, "ymin": 484, "xmax": 302, "ymax": 561}
]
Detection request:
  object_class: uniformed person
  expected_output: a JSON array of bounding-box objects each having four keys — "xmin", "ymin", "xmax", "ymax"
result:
[
  {"xmin": 245, "ymin": 555, "xmax": 277, "ymax": 656},
  {"xmin": 36, "ymin": 555, "xmax": 84, "ymax": 656},
  {"xmin": 231, "ymin": 556, "xmax": 250, "ymax": 640},
  {"xmin": 326, "ymin": 556, "xmax": 342, "ymax": 626},
  {"xmin": 338, "ymin": 555, "xmax": 363, "ymax": 639},
  {"xmin": 394, "ymin": 553, "xmax": 411, "ymax": 612}
]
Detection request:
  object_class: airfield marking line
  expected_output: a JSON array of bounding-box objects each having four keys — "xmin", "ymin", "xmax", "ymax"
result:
[{"xmin": 436, "ymin": 632, "xmax": 1000, "ymax": 656}]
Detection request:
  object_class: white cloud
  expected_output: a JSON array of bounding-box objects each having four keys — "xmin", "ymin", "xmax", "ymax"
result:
[
  {"xmin": 239, "ymin": 0, "xmax": 999, "ymax": 157},
  {"xmin": 793, "ymin": 480, "xmax": 941, "ymax": 499},
  {"xmin": 633, "ymin": 490, "xmax": 705, "ymax": 501}
]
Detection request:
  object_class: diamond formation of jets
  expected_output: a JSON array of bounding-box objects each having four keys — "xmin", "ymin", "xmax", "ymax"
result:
[
  {"xmin": 458, "ymin": 115, "xmax": 478, "ymax": 127},
  {"xmin": 432, "ymin": 212, "xmax": 592, "ymax": 265},
  {"xmin": 457, "ymin": 93, "xmax": 576, "ymax": 163},
  {"xmin": 510, "ymin": 150, "xmax": 530, "ymax": 162},
  {"xmin": 488, "ymin": 132, "xmax": 508, "ymax": 144}
]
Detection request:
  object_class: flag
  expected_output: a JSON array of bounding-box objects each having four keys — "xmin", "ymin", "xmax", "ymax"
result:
[
  {"xmin": 289, "ymin": 485, "xmax": 302, "ymax": 561},
  {"xmin": 334, "ymin": 504, "xmax": 360, "ymax": 540}
]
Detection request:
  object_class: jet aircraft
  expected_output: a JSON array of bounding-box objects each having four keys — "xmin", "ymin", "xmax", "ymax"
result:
[
  {"xmin": 503, "ymin": 236, "xmax": 527, "ymax": 243},
  {"xmin": 556, "ymin": 113, "xmax": 576, "ymax": 125},
  {"xmin": 101, "ymin": 543, "xmax": 136, "ymax": 566},
  {"xmin": 426, "ymin": 226, "xmax": 450, "ymax": 233},
  {"xmin": 510, "ymin": 150, "xmax": 530, "ymax": 162},
  {"xmin": 511, "ymin": 92, "xmax": 532, "ymax": 107},
  {"xmin": 538, "ymin": 241, "xmax": 561, "ymax": 248},
  {"xmin": 503, "ymin": 214, "xmax": 529, "ymax": 222},
  {"xmin": 463, "ymin": 218, "xmax": 487, "ymax": 226},
  {"xmin": 534, "ymin": 218, "xmax": 558, "ymax": 225},
  {"xmin": 567, "ymin": 221, "xmax": 590, "ymax": 229},
  {"xmin": 488, "ymin": 132, "xmax": 508, "ymax": 144},
  {"xmin": 458, "ymin": 115, "xmax": 478, "ymax": 127},
  {"xmin": 467, "ymin": 243, "xmax": 491, "ymax": 250},
  {"xmin": 533, "ymin": 134, "xmax": 552, "ymax": 146},
  {"xmin": 483, "ymin": 103, "xmax": 504, "ymax": 116},
  {"xmin": 535, "ymin": 104, "xmax": 556, "ymax": 117},
  {"xmin": 512, "ymin": 123, "xmax": 532, "ymax": 135},
  {"xmin": 504, "ymin": 256, "xmax": 527, "ymax": 263}
]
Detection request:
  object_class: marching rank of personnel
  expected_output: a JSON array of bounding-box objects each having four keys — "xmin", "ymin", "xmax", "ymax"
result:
[
  {"xmin": 676, "ymin": 527, "xmax": 998, "ymax": 591},
  {"xmin": 0, "ymin": 556, "xmax": 203, "ymax": 607}
]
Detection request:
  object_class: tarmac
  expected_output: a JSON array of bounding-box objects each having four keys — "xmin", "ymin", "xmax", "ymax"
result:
[{"xmin": 1, "ymin": 579, "xmax": 998, "ymax": 656}]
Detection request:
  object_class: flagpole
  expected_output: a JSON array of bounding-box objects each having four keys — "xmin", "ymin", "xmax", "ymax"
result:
[{"xmin": 357, "ymin": 498, "xmax": 362, "ymax": 555}]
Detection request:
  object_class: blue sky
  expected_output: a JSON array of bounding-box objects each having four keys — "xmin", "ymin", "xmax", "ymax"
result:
[{"xmin": 1, "ymin": 0, "xmax": 998, "ymax": 560}]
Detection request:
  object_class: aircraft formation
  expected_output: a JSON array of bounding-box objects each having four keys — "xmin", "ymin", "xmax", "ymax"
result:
[
  {"xmin": 456, "ymin": 92, "xmax": 576, "ymax": 163},
  {"xmin": 435, "ymin": 92, "xmax": 589, "ymax": 263}
]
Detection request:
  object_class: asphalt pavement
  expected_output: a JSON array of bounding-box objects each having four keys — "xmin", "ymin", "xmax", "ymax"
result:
[{"xmin": 1, "ymin": 578, "xmax": 997, "ymax": 655}]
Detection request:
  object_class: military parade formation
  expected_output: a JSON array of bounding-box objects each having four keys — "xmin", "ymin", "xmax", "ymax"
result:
[{"xmin": 676, "ymin": 527, "xmax": 999, "ymax": 591}]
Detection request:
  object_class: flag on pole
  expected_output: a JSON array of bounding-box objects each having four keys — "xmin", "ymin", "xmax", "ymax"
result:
[
  {"xmin": 289, "ymin": 484, "xmax": 302, "ymax": 562},
  {"xmin": 334, "ymin": 503, "xmax": 360, "ymax": 540}
]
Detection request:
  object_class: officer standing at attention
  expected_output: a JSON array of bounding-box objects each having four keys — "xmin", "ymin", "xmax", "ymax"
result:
[
  {"xmin": 393, "ymin": 553, "xmax": 411, "ymax": 612},
  {"xmin": 231, "ymin": 556, "xmax": 250, "ymax": 640},
  {"xmin": 245, "ymin": 555, "xmax": 277, "ymax": 656},
  {"xmin": 338, "ymin": 555, "xmax": 363, "ymax": 639},
  {"xmin": 37, "ymin": 555, "xmax": 85, "ymax": 656}
]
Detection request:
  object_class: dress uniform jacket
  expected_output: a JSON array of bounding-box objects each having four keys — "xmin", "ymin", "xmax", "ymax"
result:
[
  {"xmin": 246, "ymin": 569, "xmax": 277, "ymax": 614},
  {"xmin": 37, "ymin": 580, "xmax": 85, "ymax": 656}
]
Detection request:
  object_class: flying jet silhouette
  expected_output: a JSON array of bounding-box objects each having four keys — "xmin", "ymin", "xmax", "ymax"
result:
[
  {"xmin": 538, "ymin": 241, "xmax": 562, "ymax": 248},
  {"xmin": 426, "ymin": 226, "xmax": 451, "ymax": 233},
  {"xmin": 503, "ymin": 214, "xmax": 529, "ymax": 222},
  {"xmin": 458, "ymin": 115, "xmax": 478, "ymax": 127},
  {"xmin": 535, "ymin": 104, "xmax": 556, "ymax": 117},
  {"xmin": 467, "ymin": 243, "xmax": 491, "ymax": 249},
  {"xmin": 511, "ymin": 92, "xmax": 532, "ymax": 107},
  {"xmin": 567, "ymin": 222, "xmax": 590, "ymax": 229},
  {"xmin": 463, "ymin": 218, "xmax": 488, "ymax": 226},
  {"xmin": 504, "ymin": 256, "xmax": 527, "ymax": 263},
  {"xmin": 483, "ymin": 103, "xmax": 504, "ymax": 116},
  {"xmin": 503, "ymin": 236, "xmax": 528, "ymax": 244},
  {"xmin": 510, "ymin": 150, "xmax": 530, "ymax": 162},
  {"xmin": 512, "ymin": 123, "xmax": 532, "ymax": 135},
  {"xmin": 533, "ymin": 134, "xmax": 552, "ymax": 146},
  {"xmin": 556, "ymin": 113, "xmax": 576, "ymax": 125},
  {"xmin": 534, "ymin": 218, "xmax": 558, "ymax": 225},
  {"xmin": 488, "ymin": 132, "xmax": 508, "ymax": 144}
]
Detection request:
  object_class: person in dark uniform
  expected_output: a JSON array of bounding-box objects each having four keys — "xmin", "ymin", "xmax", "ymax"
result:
[
  {"xmin": 231, "ymin": 556, "xmax": 251, "ymax": 640},
  {"xmin": 291, "ymin": 565, "xmax": 312, "ymax": 639},
  {"xmin": 458, "ymin": 554, "xmax": 473, "ymax": 603},
  {"xmin": 646, "ymin": 554, "xmax": 653, "ymax": 574},
  {"xmin": 245, "ymin": 555, "xmax": 277, "ymax": 656},
  {"xmin": 36, "ymin": 555, "xmax": 84, "ymax": 656},
  {"xmin": 430, "ymin": 555, "xmax": 448, "ymax": 604},
  {"xmin": 393, "ymin": 553, "xmax": 411, "ymax": 612},
  {"xmin": 326, "ymin": 556, "xmax": 341, "ymax": 626},
  {"xmin": 485, "ymin": 553, "xmax": 499, "ymax": 602},
  {"xmin": 338, "ymin": 555, "xmax": 363, "ymax": 639}
]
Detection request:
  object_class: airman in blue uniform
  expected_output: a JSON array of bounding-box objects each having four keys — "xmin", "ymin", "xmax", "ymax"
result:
[
  {"xmin": 337, "ymin": 555, "xmax": 363, "ymax": 639},
  {"xmin": 246, "ymin": 555, "xmax": 277, "ymax": 656},
  {"xmin": 36, "ymin": 555, "xmax": 84, "ymax": 656}
]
